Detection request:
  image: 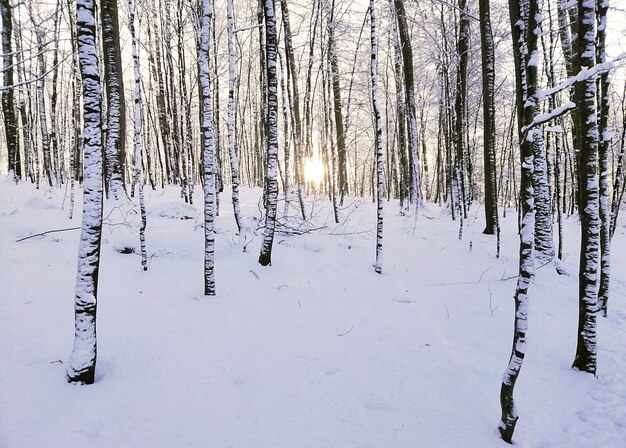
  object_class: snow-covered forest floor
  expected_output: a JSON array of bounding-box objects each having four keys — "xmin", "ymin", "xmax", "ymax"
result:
[{"xmin": 1, "ymin": 176, "xmax": 625, "ymax": 447}]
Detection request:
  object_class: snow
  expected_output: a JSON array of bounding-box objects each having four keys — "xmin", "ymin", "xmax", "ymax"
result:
[{"xmin": 1, "ymin": 177, "xmax": 626, "ymax": 447}]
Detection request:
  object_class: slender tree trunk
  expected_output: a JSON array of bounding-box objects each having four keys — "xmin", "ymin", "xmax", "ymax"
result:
[
  {"xmin": 68, "ymin": 0, "xmax": 104, "ymax": 385},
  {"xmin": 226, "ymin": 0, "xmax": 243, "ymax": 233},
  {"xmin": 369, "ymin": 0, "xmax": 384, "ymax": 274},
  {"xmin": 328, "ymin": 0, "xmax": 348, "ymax": 204},
  {"xmin": 1, "ymin": 0, "xmax": 20, "ymax": 180},
  {"xmin": 596, "ymin": 0, "xmax": 611, "ymax": 317},
  {"xmin": 499, "ymin": 0, "xmax": 538, "ymax": 441},
  {"xmin": 199, "ymin": 0, "xmax": 217, "ymax": 295},
  {"xmin": 279, "ymin": 0, "xmax": 306, "ymax": 219},
  {"xmin": 479, "ymin": 0, "xmax": 500, "ymax": 255},
  {"xmin": 393, "ymin": 0, "xmax": 420, "ymax": 209},
  {"xmin": 259, "ymin": 0, "xmax": 279, "ymax": 266},
  {"xmin": 572, "ymin": 0, "xmax": 599, "ymax": 375},
  {"xmin": 454, "ymin": 0, "xmax": 470, "ymax": 236},
  {"xmin": 129, "ymin": 0, "xmax": 147, "ymax": 271},
  {"xmin": 101, "ymin": 0, "xmax": 126, "ymax": 198}
]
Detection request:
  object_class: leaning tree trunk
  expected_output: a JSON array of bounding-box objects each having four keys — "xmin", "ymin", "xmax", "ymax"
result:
[
  {"xmin": 1, "ymin": 0, "xmax": 20, "ymax": 180},
  {"xmin": 199, "ymin": 0, "xmax": 217, "ymax": 295},
  {"xmin": 369, "ymin": 0, "xmax": 384, "ymax": 274},
  {"xmin": 572, "ymin": 0, "xmax": 599, "ymax": 375},
  {"xmin": 258, "ymin": 0, "xmax": 279, "ymax": 266},
  {"xmin": 68, "ymin": 0, "xmax": 104, "ymax": 385},
  {"xmin": 101, "ymin": 0, "xmax": 126, "ymax": 199},
  {"xmin": 499, "ymin": 0, "xmax": 538, "ymax": 441}
]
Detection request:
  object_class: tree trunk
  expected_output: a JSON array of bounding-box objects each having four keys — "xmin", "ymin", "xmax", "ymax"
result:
[
  {"xmin": 129, "ymin": 0, "xmax": 147, "ymax": 271},
  {"xmin": 499, "ymin": 0, "xmax": 538, "ymax": 441},
  {"xmin": 393, "ymin": 0, "xmax": 420, "ymax": 209},
  {"xmin": 479, "ymin": 0, "xmax": 500, "ymax": 254},
  {"xmin": 596, "ymin": 0, "xmax": 611, "ymax": 317},
  {"xmin": 369, "ymin": 0, "xmax": 384, "ymax": 274},
  {"xmin": 1, "ymin": 0, "xmax": 20, "ymax": 180},
  {"xmin": 226, "ymin": 0, "xmax": 243, "ymax": 233},
  {"xmin": 258, "ymin": 0, "xmax": 280, "ymax": 266},
  {"xmin": 68, "ymin": 0, "xmax": 104, "ymax": 385},
  {"xmin": 101, "ymin": 0, "xmax": 126, "ymax": 198},
  {"xmin": 199, "ymin": 0, "xmax": 217, "ymax": 295},
  {"xmin": 572, "ymin": 0, "xmax": 599, "ymax": 375}
]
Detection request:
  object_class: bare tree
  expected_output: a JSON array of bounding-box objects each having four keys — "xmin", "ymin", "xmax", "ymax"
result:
[
  {"xmin": 67, "ymin": 0, "xmax": 104, "ymax": 385},
  {"xmin": 258, "ymin": 0, "xmax": 279, "ymax": 266},
  {"xmin": 369, "ymin": 0, "xmax": 383, "ymax": 274},
  {"xmin": 2, "ymin": 0, "xmax": 20, "ymax": 180},
  {"xmin": 199, "ymin": 0, "xmax": 217, "ymax": 295}
]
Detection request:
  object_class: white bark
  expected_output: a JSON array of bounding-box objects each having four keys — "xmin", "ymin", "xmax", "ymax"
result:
[
  {"xmin": 369, "ymin": 0, "xmax": 384, "ymax": 274},
  {"xmin": 129, "ymin": 0, "xmax": 147, "ymax": 271},
  {"xmin": 68, "ymin": 0, "xmax": 104, "ymax": 385},
  {"xmin": 199, "ymin": 0, "xmax": 217, "ymax": 294}
]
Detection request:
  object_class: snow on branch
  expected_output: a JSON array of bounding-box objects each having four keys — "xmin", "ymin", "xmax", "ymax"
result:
[
  {"xmin": 522, "ymin": 101, "xmax": 576, "ymax": 134},
  {"xmin": 537, "ymin": 53, "xmax": 626, "ymax": 101}
]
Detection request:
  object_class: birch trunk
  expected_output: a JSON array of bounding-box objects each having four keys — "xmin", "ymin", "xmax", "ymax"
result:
[
  {"xmin": 369, "ymin": 0, "xmax": 384, "ymax": 274},
  {"xmin": 129, "ymin": 0, "xmax": 147, "ymax": 271},
  {"xmin": 258, "ymin": 0, "xmax": 279, "ymax": 266},
  {"xmin": 226, "ymin": 0, "xmax": 243, "ymax": 233},
  {"xmin": 68, "ymin": 0, "xmax": 104, "ymax": 385},
  {"xmin": 101, "ymin": 0, "xmax": 126, "ymax": 198},
  {"xmin": 199, "ymin": 0, "xmax": 217, "ymax": 295}
]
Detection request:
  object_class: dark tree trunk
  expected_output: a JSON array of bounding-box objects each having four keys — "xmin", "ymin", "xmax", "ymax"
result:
[
  {"xmin": 2, "ymin": 0, "xmax": 20, "ymax": 180},
  {"xmin": 572, "ymin": 0, "xmax": 599, "ymax": 375},
  {"xmin": 479, "ymin": 0, "xmax": 500, "ymax": 253},
  {"xmin": 393, "ymin": 0, "xmax": 420, "ymax": 208}
]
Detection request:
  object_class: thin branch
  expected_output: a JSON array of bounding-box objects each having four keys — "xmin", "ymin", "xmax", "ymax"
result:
[{"xmin": 16, "ymin": 226, "xmax": 80, "ymax": 242}]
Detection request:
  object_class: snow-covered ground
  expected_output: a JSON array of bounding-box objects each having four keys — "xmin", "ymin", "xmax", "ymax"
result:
[{"xmin": 1, "ymin": 176, "xmax": 625, "ymax": 447}]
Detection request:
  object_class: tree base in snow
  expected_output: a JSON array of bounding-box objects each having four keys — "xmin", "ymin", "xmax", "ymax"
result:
[
  {"xmin": 498, "ymin": 417, "xmax": 517, "ymax": 444},
  {"xmin": 67, "ymin": 367, "xmax": 95, "ymax": 385}
]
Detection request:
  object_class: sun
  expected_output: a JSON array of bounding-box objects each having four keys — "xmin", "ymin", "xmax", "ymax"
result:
[{"xmin": 304, "ymin": 157, "xmax": 325, "ymax": 184}]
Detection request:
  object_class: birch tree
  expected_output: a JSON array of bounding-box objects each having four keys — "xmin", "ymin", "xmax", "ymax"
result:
[
  {"xmin": 68, "ymin": 0, "xmax": 104, "ymax": 385},
  {"xmin": 226, "ymin": 0, "xmax": 243, "ymax": 233},
  {"xmin": 258, "ymin": 0, "xmax": 279, "ymax": 266},
  {"xmin": 101, "ymin": 0, "xmax": 126, "ymax": 198},
  {"xmin": 129, "ymin": 0, "xmax": 147, "ymax": 270},
  {"xmin": 199, "ymin": 0, "xmax": 217, "ymax": 294},
  {"xmin": 369, "ymin": 0, "xmax": 383, "ymax": 274}
]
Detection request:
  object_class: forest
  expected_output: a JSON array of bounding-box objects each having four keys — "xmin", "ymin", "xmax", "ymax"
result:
[{"xmin": 1, "ymin": 0, "xmax": 626, "ymax": 446}]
